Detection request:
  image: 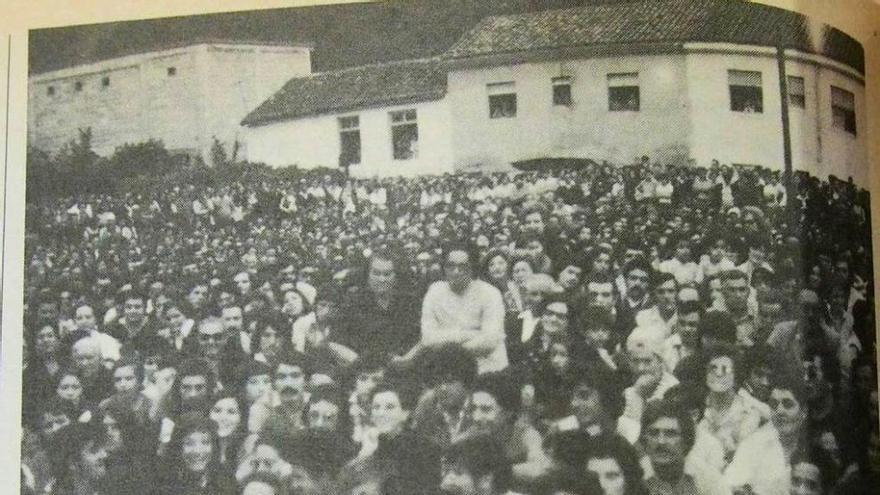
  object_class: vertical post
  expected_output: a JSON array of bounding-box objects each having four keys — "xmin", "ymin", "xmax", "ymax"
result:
[{"xmin": 777, "ymin": 44, "xmax": 793, "ymax": 196}]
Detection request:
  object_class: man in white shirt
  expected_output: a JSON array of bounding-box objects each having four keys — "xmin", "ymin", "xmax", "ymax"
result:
[{"xmin": 421, "ymin": 246, "xmax": 508, "ymax": 374}]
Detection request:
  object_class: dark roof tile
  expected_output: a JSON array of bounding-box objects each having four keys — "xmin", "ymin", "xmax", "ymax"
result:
[
  {"xmin": 445, "ymin": 0, "xmax": 863, "ymax": 73},
  {"xmin": 242, "ymin": 58, "xmax": 446, "ymax": 126}
]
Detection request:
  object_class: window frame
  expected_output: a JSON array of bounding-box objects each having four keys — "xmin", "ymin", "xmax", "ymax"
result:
[
  {"xmin": 552, "ymin": 76, "xmax": 573, "ymax": 107},
  {"xmin": 728, "ymin": 70, "xmax": 763, "ymax": 114},
  {"xmin": 487, "ymin": 82, "xmax": 517, "ymax": 119},
  {"xmin": 607, "ymin": 73, "xmax": 640, "ymax": 112},
  {"xmin": 830, "ymin": 85, "xmax": 856, "ymax": 136},
  {"xmin": 389, "ymin": 109, "xmax": 419, "ymax": 161},
  {"xmin": 338, "ymin": 115, "xmax": 362, "ymax": 166},
  {"xmin": 787, "ymin": 76, "xmax": 805, "ymax": 109}
]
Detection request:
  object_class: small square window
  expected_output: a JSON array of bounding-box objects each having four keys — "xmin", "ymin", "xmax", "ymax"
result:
[
  {"xmin": 101, "ymin": 76, "xmax": 111, "ymax": 88},
  {"xmin": 787, "ymin": 76, "xmax": 804, "ymax": 108},
  {"xmin": 338, "ymin": 116, "xmax": 361, "ymax": 165},
  {"xmin": 74, "ymin": 81, "xmax": 83, "ymax": 92},
  {"xmin": 46, "ymin": 86, "xmax": 55, "ymax": 96},
  {"xmin": 552, "ymin": 77, "xmax": 572, "ymax": 106},
  {"xmin": 167, "ymin": 67, "xmax": 177, "ymax": 76},
  {"xmin": 608, "ymin": 73, "xmax": 640, "ymax": 112},
  {"xmin": 831, "ymin": 86, "xmax": 856, "ymax": 135},
  {"xmin": 728, "ymin": 70, "xmax": 763, "ymax": 113},
  {"xmin": 389, "ymin": 109, "xmax": 418, "ymax": 160}
]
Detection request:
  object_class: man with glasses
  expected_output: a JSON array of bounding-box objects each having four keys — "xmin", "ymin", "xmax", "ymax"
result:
[{"xmin": 421, "ymin": 245, "xmax": 508, "ymax": 374}]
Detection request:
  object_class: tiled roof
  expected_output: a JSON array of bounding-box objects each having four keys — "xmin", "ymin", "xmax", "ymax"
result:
[
  {"xmin": 241, "ymin": 58, "xmax": 446, "ymax": 126},
  {"xmin": 445, "ymin": 0, "xmax": 864, "ymax": 74}
]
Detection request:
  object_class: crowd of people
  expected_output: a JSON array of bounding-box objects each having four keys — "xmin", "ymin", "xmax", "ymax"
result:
[{"xmin": 19, "ymin": 158, "xmax": 878, "ymax": 495}]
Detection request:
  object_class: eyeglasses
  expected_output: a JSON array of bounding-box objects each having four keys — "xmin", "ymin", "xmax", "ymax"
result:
[{"xmin": 198, "ymin": 333, "xmax": 223, "ymax": 342}]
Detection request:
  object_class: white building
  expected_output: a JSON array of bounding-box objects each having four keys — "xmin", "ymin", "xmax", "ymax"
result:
[
  {"xmin": 242, "ymin": 0, "xmax": 867, "ymax": 184},
  {"xmin": 28, "ymin": 40, "xmax": 313, "ymax": 161}
]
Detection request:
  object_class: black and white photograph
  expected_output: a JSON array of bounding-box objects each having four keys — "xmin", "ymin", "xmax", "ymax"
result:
[{"xmin": 16, "ymin": 1, "xmax": 880, "ymax": 494}]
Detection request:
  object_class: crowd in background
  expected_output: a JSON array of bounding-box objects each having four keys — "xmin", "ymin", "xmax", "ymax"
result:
[{"xmin": 19, "ymin": 158, "xmax": 878, "ymax": 495}]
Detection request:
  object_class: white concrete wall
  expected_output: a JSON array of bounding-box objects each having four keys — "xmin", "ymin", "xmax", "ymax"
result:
[
  {"xmin": 683, "ymin": 46, "xmax": 867, "ymax": 184},
  {"xmin": 243, "ymin": 99, "xmax": 454, "ymax": 177},
  {"xmin": 28, "ymin": 43, "xmax": 312, "ymax": 161},
  {"xmin": 445, "ymin": 55, "xmax": 692, "ymax": 171}
]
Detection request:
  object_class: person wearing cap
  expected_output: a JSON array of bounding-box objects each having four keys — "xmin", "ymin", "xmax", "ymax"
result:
[
  {"xmin": 421, "ymin": 245, "xmax": 508, "ymax": 375},
  {"xmin": 617, "ymin": 328, "xmax": 679, "ymax": 444}
]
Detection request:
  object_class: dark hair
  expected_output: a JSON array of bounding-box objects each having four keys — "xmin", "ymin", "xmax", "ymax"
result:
[
  {"xmin": 251, "ymin": 312, "xmax": 292, "ymax": 353},
  {"xmin": 416, "ymin": 343, "xmax": 478, "ymax": 389},
  {"xmin": 370, "ymin": 373, "xmax": 421, "ymax": 412},
  {"xmin": 651, "ymin": 271, "xmax": 677, "ymax": 289},
  {"xmin": 112, "ymin": 355, "xmax": 145, "ymax": 386},
  {"xmin": 472, "ymin": 371, "xmax": 521, "ymax": 414},
  {"xmin": 719, "ymin": 269, "xmax": 748, "ymax": 284},
  {"xmin": 480, "ymin": 249, "xmax": 510, "ymax": 281},
  {"xmin": 165, "ymin": 413, "xmax": 220, "ymax": 475},
  {"xmin": 703, "ymin": 343, "xmax": 742, "ymax": 388},
  {"xmin": 442, "ymin": 432, "xmax": 512, "ymax": 493},
  {"xmin": 534, "ymin": 466, "xmax": 602, "ymax": 495},
  {"xmin": 770, "ymin": 370, "xmax": 809, "ymax": 407},
  {"xmin": 698, "ymin": 311, "xmax": 736, "ymax": 344},
  {"xmin": 640, "ymin": 399, "xmax": 696, "ymax": 453},
  {"xmin": 584, "ymin": 434, "xmax": 647, "ymax": 495},
  {"xmin": 274, "ymin": 347, "xmax": 310, "ymax": 373},
  {"xmin": 622, "ymin": 257, "xmax": 653, "ymax": 279},
  {"xmin": 790, "ymin": 448, "xmax": 839, "ymax": 493}
]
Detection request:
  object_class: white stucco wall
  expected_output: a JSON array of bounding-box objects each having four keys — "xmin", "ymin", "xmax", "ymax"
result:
[
  {"xmin": 242, "ymin": 98, "xmax": 454, "ymax": 177},
  {"xmin": 445, "ymin": 55, "xmax": 692, "ymax": 171},
  {"xmin": 683, "ymin": 45, "xmax": 867, "ymax": 184},
  {"xmin": 28, "ymin": 43, "xmax": 312, "ymax": 160},
  {"xmin": 241, "ymin": 45, "xmax": 866, "ymax": 182}
]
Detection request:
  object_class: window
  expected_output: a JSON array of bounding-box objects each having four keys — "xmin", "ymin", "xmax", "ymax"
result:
[
  {"xmin": 728, "ymin": 70, "xmax": 763, "ymax": 113},
  {"xmin": 787, "ymin": 76, "xmax": 804, "ymax": 108},
  {"xmin": 338, "ymin": 116, "xmax": 361, "ymax": 165},
  {"xmin": 552, "ymin": 77, "xmax": 572, "ymax": 106},
  {"xmin": 608, "ymin": 73, "xmax": 639, "ymax": 111},
  {"xmin": 487, "ymin": 82, "xmax": 517, "ymax": 118},
  {"xmin": 101, "ymin": 76, "xmax": 111, "ymax": 88},
  {"xmin": 46, "ymin": 86, "xmax": 55, "ymax": 96},
  {"xmin": 831, "ymin": 86, "xmax": 856, "ymax": 135},
  {"xmin": 74, "ymin": 81, "xmax": 83, "ymax": 92},
  {"xmin": 390, "ymin": 109, "xmax": 418, "ymax": 160},
  {"xmin": 167, "ymin": 67, "xmax": 177, "ymax": 76}
]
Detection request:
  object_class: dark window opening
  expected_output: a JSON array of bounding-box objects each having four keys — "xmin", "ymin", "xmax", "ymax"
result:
[
  {"xmin": 609, "ymin": 86, "xmax": 640, "ymax": 111},
  {"xmin": 831, "ymin": 86, "xmax": 856, "ymax": 135},
  {"xmin": 47, "ymin": 86, "xmax": 55, "ymax": 96},
  {"xmin": 729, "ymin": 70, "xmax": 763, "ymax": 113},
  {"xmin": 167, "ymin": 67, "xmax": 177, "ymax": 76},
  {"xmin": 552, "ymin": 77, "xmax": 572, "ymax": 106},
  {"xmin": 74, "ymin": 81, "xmax": 83, "ymax": 92},
  {"xmin": 489, "ymin": 94, "xmax": 517, "ymax": 118},
  {"xmin": 390, "ymin": 110, "xmax": 418, "ymax": 160},
  {"xmin": 339, "ymin": 116, "xmax": 361, "ymax": 165},
  {"xmin": 787, "ymin": 76, "xmax": 804, "ymax": 108}
]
